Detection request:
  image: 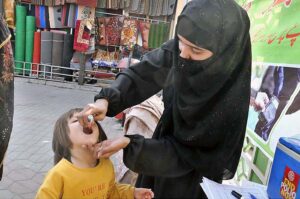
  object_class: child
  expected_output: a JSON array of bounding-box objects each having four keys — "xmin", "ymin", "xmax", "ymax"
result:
[{"xmin": 35, "ymin": 108, "xmax": 154, "ymax": 199}]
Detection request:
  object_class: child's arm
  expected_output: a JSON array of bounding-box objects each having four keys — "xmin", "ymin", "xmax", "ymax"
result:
[
  {"xmin": 109, "ymin": 182, "xmax": 154, "ymax": 199},
  {"xmin": 108, "ymin": 181, "xmax": 134, "ymax": 199},
  {"xmin": 106, "ymin": 158, "xmax": 153, "ymax": 199},
  {"xmin": 35, "ymin": 171, "xmax": 63, "ymax": 199}
]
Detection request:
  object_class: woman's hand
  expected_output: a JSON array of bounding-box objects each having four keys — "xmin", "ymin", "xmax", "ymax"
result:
[
  {"xmin": 78, "ymin": 99, "xmax": 109, "ymax": 126},
  {"xmin": 96, "ymin": 137, "xmax": 130, "ymax": 158},
  {"xmin": 134, "ymin": 188, "xmax": 154, "ymax": 199}
]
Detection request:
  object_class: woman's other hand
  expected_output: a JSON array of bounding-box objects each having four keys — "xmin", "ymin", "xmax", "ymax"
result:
[
  {"xmin": 134, "ymin": 188, "xmax": 154, "ymax": 199},
  {"xmin": 96, "ymin": 137, "xmax": 130, "ymax": 158}
]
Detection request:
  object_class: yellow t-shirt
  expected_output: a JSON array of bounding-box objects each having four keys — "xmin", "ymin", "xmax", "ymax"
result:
[{"xmin": 35, "ymin": 158, "xmax": 134, "ymax": 199}]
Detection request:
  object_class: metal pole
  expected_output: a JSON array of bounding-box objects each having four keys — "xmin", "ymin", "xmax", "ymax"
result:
[{"xmin": 78, "ymin": 53, "xmax": 85, "ymax": 85}]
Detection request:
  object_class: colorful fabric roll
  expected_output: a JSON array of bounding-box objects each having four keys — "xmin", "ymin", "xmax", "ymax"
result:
[
  {"xmin": 138, "ymin": 21, "xmax": 150, "ymax": 49},
  {"xmin": 105, "ymin": 16, "xmax": 124, "ymax": 46},
  {"xmin": 73, "ymin": 19, "xmax": 91, "ymax": 52},
  {"xmin": 25, "ymin": 16, "xmax": 36, "ymax": 75},
  {"xmin": 32, "ymin": 31, "xmax": 41, "ymax": 75},
  {"xmin": 120, "ymin": 18, "xmax": 138, "ymax": 48},
  {"xmin": 148, "ymin": 22, "xmax": 170, "ymax": 49},
  {"xmin": 15, "ymin": 5, "xmax": 27, "ymax": 73}
]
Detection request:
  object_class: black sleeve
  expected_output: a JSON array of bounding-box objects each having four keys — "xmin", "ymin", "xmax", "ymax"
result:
[
  {"xmin": 94, "ymin": 42, "xmax": 173, "ymax": 117},
  {"xmin": 123, "ymin": 135, "xmax": 221, "ymax": 178}
]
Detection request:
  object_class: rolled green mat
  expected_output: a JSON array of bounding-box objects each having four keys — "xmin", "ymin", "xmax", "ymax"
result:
[
  {"xmin": 15, "ymin": 5, "xmax": 27, "ymax": 73},
  {"xmin": 25, "ymin": 16, "xmax": 36, "ymax": 75}
]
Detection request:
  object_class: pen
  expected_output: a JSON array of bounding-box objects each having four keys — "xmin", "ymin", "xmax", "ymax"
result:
[
  {"xmin": 249, "ymin": 193, "xmax": 257, "ymax": 199},
  {"xmin": 231, "ymin": 190, "xmax": 244, "ymax": 199}
]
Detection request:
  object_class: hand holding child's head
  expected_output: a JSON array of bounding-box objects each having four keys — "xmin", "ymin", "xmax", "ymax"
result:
[{"xmin": 134, "ymin": 188, "xmax": 154, "ymax": 199}]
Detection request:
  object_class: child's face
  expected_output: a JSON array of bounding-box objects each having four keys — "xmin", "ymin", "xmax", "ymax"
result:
[{"xmin": 68, "ymin": 112, "xmax": 100, "ymax": 147}]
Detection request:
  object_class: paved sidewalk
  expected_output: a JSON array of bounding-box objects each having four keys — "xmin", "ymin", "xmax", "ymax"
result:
[{"xmin": 0, "ymin": 78, "xmax": 124, "ymax": 199}]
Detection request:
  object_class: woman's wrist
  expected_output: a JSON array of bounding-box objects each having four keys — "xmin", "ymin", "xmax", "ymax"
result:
[
  {"xmin": 122, "ymin": 136, "xmax": 130, "ymax": 148},
  {"xmin": 95, "ymin": 98, "xmax": 108, "ymax": 107}
]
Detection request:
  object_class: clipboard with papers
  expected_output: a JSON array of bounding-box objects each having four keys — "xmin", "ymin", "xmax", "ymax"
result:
[{"xmin": 200, "ymin": 177, "xmax": 268, "ymax": 199}]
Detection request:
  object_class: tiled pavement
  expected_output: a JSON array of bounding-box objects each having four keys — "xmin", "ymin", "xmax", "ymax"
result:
[{"xmin": 0, "ymin": 78, "xmax": 124, "ymax": 199}]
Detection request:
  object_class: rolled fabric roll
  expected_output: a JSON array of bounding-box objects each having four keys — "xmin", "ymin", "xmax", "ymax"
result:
[
  {"xmin": 14, "ymin": 5, "xmax": 27, "ymax": 74},
  {"xmin": 32, "ymin": 31, "xmax": 41, "ymax": 76},
  {"xmin": 51, "ymin": 32, "xmax": 64, "ymax": 77},
  {"xmin": 25, "ymin": 16, "xmax": 36, "ymax": 75},
  {"xmin": 40, "ymin": 31, "xmax": 53, "ymax": 77},
  {"xmin": 62, "ymin": 34, "xmax": 74, "ymax": 81}
]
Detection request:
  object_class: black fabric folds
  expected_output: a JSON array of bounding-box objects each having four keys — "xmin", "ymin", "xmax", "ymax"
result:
[{"xmin": 61, "ymin": 34, "xmax": 74, "ymax": 81}]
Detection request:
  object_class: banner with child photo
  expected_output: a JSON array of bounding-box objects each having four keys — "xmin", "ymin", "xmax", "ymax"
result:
[{"xmin": 237, "ymin": 0, "xmax": 300, "ymax": 158}]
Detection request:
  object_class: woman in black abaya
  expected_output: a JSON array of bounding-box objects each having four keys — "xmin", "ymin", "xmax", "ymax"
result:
[{"xmin": 80, "ymin": 0, "xmax": 252, "ymax": 198}]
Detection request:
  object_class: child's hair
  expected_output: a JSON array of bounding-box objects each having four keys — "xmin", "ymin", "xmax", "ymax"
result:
[{"xmin": 52, "ymin": 108, "xmax": 107, "ymax": 164}]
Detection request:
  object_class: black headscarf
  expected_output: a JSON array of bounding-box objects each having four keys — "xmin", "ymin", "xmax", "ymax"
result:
[{"xmin": 169, "ymin": 0, "xmax": 252, "ymax": 179}]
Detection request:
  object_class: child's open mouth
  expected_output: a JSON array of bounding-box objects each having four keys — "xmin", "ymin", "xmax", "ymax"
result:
[
  {"xmin": 83, "ymin": 127, "xmax": 93, "ymax": 134},
  {"xmin": 82, "ymin": 115, "xmax": 94, "ymax": 135}
]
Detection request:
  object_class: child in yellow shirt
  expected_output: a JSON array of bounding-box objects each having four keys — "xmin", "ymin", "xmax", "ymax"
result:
[{"xmin": 36, "ymin": 108, "xmax": 154, "ymax": 199}]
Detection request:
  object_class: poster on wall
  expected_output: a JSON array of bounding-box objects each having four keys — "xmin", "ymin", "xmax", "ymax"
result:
[{"xmin": 236, "ymin": 0, "xmax": 300, "ymax": 158}]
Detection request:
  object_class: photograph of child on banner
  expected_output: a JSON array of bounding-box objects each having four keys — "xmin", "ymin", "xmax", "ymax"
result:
[{"xmin": 250, "ymin": 65, "xmax": 300, "ymax": 141}]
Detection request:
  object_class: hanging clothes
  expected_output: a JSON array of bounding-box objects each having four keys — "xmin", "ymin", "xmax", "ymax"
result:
[
  {"xmin": 105, "ymin": 16, "xmax": 124, "ymax": 46},
  {"xmin": 96, "ymin": 17, "xmax": 106, "ymax": 45},
  {"xmin": 138, "ymin": 21, "xmax": 150, "ymax": 49},
  {"xmin": 73, "ymin": 19, "xmax": 92, "ymax": 52},
  {"xmin": 120, "ymin": 18, "xmax": 138, "ymax": 48}
]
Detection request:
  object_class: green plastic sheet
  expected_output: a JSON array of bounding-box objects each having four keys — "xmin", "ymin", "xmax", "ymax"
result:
[
  {"xmin": 25, "ymin": 16, "xmax": 36, "ymax": 75},
  {"xmin": 15, "ymin": 5, "xmax": 26, "ymax": 73}
]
